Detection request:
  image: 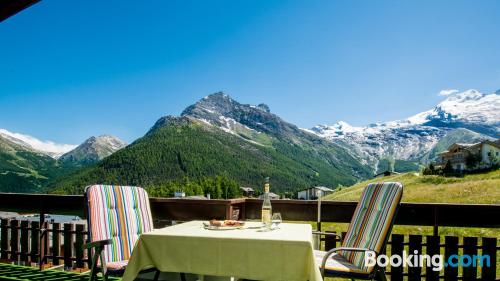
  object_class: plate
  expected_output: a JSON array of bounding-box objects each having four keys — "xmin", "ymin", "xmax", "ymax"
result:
[{"xmin": 202, "ymin": 222, "xmax": 241, "ymax": 230}]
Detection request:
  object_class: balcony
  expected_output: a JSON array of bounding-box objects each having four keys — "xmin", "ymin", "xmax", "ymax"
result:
[{"xmin": 0, "ymin": 192, "xmax": 499, "ymax": 280}]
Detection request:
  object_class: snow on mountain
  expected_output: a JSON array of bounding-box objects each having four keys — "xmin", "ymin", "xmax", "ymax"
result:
[
  {"xmin": 308, "ymin": 89, "xmax": 499, "ymax": 169},
  {"xmin": 0, "ymin": 129, "xmax": 76, "ymax": 158},
  {"xmin": 417, "ymin": 89, "xmax": 500, "ymax": 127}
]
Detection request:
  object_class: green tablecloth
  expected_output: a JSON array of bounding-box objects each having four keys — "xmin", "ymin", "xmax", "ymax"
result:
[{"xmin": 122, "ymin": 221, "xmax": 322, "ymax": 281}]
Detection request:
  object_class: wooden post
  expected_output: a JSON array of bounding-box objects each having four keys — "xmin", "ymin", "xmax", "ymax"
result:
[
  {"xmin": 433, "ymin": 206, "xmax": 439, "ymax": 236},
  {"xmin": 52, "ymin": 223, "xmax": 61, "ymax": 265},
  {"xmin": 39, "ymin": 210, "xmax": 46, "ymax": 270},
  {"xmin": 63, "ymin": 223, "xmax": 74, "ymax": 269},
  {"xmin": 481, "ymin": 237, "xmax": 496, "ymax": 281},
  {"xmin": 462, "ymin": 237, "xmax": 478, "ymax": 281},
  {"xmin": 30, "ymin": 221, "xmax": 40, "ymax": 264},
  {"xmin": 408, "ymin": 235, "xmax": 423, "ymax": 281},
  {"xmin": 39, "ymin": 221, "xmax": 49, "ymax": 270},
  {"xmin": 225, "ymin": 204, "xmax": 233, "ymax": 220},
  {"xmin": 10, "ymin": 219, "xmax": 19, "ymax": 263},
  {"xmin": 390, "ymin": 234, "xmax": 404, "ymax": 281},
  {"xmin": 425, "ymin": 235, "xmax": 440, "ymax": 281},
  {"xmin": 444, "ymin": 236, "xmax": 459, "ymax": 281},
  {"xmin": 20, "ymin": 220, "xmax": 29, "ymax": 264},
  {"xmin": 75, "ymin": 224, "xmax": 84, "ymax": 268},
  {"xmin": 323, "ymin": 231, "xmax": 338, "ymax": 251},
  {"xmin": 0, "ymin": 219, "xmax": 9, "ymax": 260}
]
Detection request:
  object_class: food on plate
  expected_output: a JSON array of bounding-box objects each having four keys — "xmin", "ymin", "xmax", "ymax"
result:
[{"xmin": 209, "ymin": 219, "xmax": 245, "ymax": 227}]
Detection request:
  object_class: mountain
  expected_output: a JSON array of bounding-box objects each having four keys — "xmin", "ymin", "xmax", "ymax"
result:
[
  {"xmin": 0, "ymin": 130, "xmax": 125, "ymax": 193},
  {"xmin": 415, "ymin": 89, "xmax": 500, "ymax": 136},
  {"xmin": 50, "ymin": 93, "xmax": 372, "ymax": 195},
  {"xmin": 0, "ymin": 129, "xmax": 76, "ymax": 158},
  {"xmin": 308, "ymin": 89, "xmax": 499, "ymax": 172},
  {"xmin": 0, "ymin": 134, "xmax": 66, "ymax": 193},
  {"xmin": 59, "ymin": 135, "xmax": 127, "ymax": 168}
]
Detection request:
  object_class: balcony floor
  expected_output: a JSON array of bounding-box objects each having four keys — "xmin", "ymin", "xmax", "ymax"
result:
[{"xmin": 0, "ymin": 263, "xmax": 120, "ymax": 281}]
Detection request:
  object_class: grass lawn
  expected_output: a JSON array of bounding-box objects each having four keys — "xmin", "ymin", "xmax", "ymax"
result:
[
  {"xmin": 322, "ymin": 169, "xmax": 500, "ymax": 238},
  {"xmin": 325, "ymin": 169, "xmax": 500, "ymax": 204},
  {"xmin": 318, "ymin": 170, "xmax": 499, "ymax": 279}
]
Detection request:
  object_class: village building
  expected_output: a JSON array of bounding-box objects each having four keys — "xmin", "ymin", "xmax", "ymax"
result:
[
  {"xmin": 436, "ymin": 139, "xmax": 500, "ymax": 171},
  {"xmin": 297, "ymin": 186, "xmax": 334, "ymax": 200},
  {"xmin": 259, "ymin": 192, "xmax": 280, "ymax": 200},
  {"xmin": 240, "ymin": 187, "xmax": 254, "ymax": 197}
]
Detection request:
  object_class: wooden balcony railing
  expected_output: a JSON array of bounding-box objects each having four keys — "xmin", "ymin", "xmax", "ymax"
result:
[{"xmin": 0, "ymin": 192, "xmax": 499, "ymax": 280}]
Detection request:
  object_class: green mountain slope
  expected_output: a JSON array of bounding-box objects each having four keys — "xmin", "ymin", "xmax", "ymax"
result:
[
  {"xmin": 0, "ymin": 137, "xmax": 68, "ymax": 193},
  {"xmin": 50, "ymin": 116, "xmax": 371, "ymax": 195}
]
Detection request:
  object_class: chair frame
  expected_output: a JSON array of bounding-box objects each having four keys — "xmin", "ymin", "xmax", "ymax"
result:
[
  {"xmin": 314, "ymin": 186, "xmax": 402, "ymax": 281},
  {"xmin": 83, "ymin": 185, "xmax": 163, "ymax": 281}
]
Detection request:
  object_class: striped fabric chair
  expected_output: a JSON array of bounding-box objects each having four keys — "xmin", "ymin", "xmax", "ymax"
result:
[
  {"xmin": 314, "ymin": 182, "xmax": 403, "ymax": 281},
  {"xmin": 84, "ymin": 185, "xmax": 158, "ymax": 281}
]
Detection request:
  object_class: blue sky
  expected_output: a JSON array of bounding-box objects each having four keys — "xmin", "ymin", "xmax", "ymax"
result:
[{"xmin": 1, "ymin": 0, "xmax": 499, "ymax": 144}]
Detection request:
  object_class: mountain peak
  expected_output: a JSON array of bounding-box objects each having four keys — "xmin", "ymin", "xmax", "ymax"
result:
[
  {"xmin": 59, "ymin": 135, "xmax": 126, "ymax": 166},
  {"xmin": 442, "ymin": 89, "xmax": 484, "ymax": 103}
]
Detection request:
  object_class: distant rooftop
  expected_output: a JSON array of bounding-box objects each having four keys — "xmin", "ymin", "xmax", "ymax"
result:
[{"xmin": 299, "ymin": 186, "xmax": 334, "ymax": 192}]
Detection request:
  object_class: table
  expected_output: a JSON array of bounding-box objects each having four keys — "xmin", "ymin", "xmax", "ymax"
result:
[{"xmin": 122, "ymin": 221, "xmax": 322, "ymax": 281}]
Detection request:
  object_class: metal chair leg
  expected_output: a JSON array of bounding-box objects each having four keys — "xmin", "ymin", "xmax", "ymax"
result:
[
  {"xmin": 375, "ymin": 268, "xmax": 387, "ymax": 281},
  {"xmin": 153, "ymin": 269, "xmax": 160, "ymax": 281}
]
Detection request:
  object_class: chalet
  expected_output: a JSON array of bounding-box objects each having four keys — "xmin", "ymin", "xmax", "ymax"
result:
[
  {"xmin": 259, "ymin": 192, "xmax": 280, "ymax": 200},
  {"xmin": 436, "ymin": 139, "xmax": 500, "ymax": 171},
  {"xmin": 240, "ymin": 187, "xmax": 254, "ymax": 197},
  {"xmin": 297, "ymin": 186, "xmax": 334, "ymax": 200}
]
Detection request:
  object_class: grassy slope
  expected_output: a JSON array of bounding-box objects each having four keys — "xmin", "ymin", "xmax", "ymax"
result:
[
  {"xmin": 0, "ymin": 137, "xmax": 69, "ymax": 193},
  {"xmin": 325, "ymin": 169, "xmax": 500, "ymax": 204},
  {"xmin": 321, "ymin": 170, "xmax": 500, "ymax": 238}
]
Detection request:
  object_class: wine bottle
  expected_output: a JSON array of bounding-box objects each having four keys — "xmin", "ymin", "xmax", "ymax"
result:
[{"xmin": 261, "ymin": 177, "xmax": 272, "ymax": 227}]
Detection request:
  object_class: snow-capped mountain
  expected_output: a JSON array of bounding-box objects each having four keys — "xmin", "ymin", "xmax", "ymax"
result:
[
  {"xmin": 0, "ymin": 129, "xmax": 76, "ymax": 158},
  {"xmin": 59, "ymin": 135, "xmax": 127, "ymax": 167},
  {"xmin": 308, "ymin": 89, "xmax": 499, "ymax": 171}
]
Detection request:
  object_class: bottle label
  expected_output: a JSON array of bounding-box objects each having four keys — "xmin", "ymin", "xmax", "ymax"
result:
[
  {"xmin": 264, "ymin": 183, "xmax": 270, "ymax": 193},
  {"xmin": 261, "ymin": 209, "xmax": 271, "ymax": 223}
]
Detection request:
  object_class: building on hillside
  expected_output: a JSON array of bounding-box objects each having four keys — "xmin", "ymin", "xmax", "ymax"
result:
[
  {"xmin": 259, "ymin": 192, "xmax": 280, "ymax": 200},
  {"xmin": 297, "ymin": 186, "xmax": 334, "ymax": 200},
  {"xmin": 436, "ymin": 139, "xmax": 500, "ymax": 171},
  {"xmin": 374, "ymin": 171, "xmax": 401, "ymax": 178},
  {"xmin": 174, "ymin": 191, "xmax": 186, "ymax": 198},
  {"xmin": 240, "ymin": 187, "xmax": 254, "ymax": 197}
]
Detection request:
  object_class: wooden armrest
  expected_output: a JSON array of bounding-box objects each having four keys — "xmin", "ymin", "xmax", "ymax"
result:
[{"xmin": 83, "ymin": 239, "xmax": 112, "ymax": 250}]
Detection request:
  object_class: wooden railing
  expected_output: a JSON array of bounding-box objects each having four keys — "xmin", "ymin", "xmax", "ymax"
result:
[{"xmin": 0, "ymin": 192, "xmax": 498, "ymax": 280}]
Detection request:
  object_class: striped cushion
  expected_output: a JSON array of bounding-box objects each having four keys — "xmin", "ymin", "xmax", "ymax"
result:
[
  {"xmin": 340, "ymin": 182, "xmax": 403, "ymax": 273},
  {"xmin": 86, "ymin": 185, "xmax": 154, "ymax": 266}
]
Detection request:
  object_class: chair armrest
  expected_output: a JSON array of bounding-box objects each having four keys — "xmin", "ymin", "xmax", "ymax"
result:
[
  {"xmin": 312, "ymin": 231, "xmax": 342, "ymax": 239},
  {"xmin": 83, "ymin": 239, "xmax": 112, "ymax": 250},
  {"xmin": 320, "ymin": 247, "xmax": 378, "ymax": 276}
]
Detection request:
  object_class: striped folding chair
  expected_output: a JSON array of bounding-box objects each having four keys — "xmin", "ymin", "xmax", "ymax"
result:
[
  {"xmin": 83, "ymin": 185, "xmax": 180, "ymax": 281},
  {"xmin": 314, "ymin": 182, "xmax": 403, "ymax": 281}
]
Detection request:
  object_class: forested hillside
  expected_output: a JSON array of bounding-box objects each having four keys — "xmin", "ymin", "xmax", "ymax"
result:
[{"xmin": 50, "ymin": 116, "xmax": 369, "ymax": 195}]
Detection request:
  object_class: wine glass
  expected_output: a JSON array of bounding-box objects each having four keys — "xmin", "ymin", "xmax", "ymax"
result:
[{"xmin": 272, "ymin": 213, "xmax": 282, "ymax": 229}]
